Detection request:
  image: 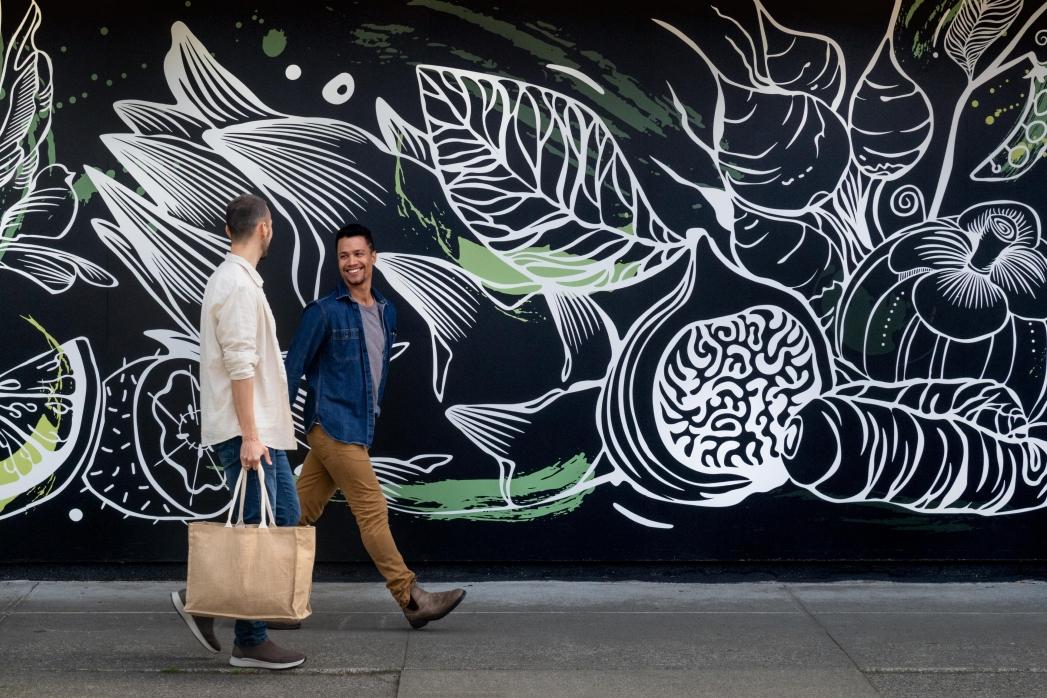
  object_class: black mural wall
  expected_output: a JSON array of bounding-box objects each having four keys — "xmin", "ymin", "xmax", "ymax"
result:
[{"xmin": 1, "ymin": 0, "xmax": 1046, "ymax": 563}]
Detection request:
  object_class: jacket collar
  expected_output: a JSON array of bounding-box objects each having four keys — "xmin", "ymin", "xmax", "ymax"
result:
[{"xmin": 335, "ymin": 283, "xmax": 386, "ymax": 307}]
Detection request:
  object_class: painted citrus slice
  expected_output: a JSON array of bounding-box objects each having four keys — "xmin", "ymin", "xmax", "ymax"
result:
[
  {"xmin": 83, "ymin": 331, "xmax": 228, "ymax": 520},
  {"xmin": 0, "ymin": 318, "xmax": 102, "ymax": 518}
]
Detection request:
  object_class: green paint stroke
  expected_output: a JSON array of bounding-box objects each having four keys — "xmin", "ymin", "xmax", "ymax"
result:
[
  {"xmin": 448, "ymin": 48, "xmax": 498, "ymax": 71},
  {"xmin": 389, "ymin": 453, "xmax": 594, "ymax": 521},
  {"xmin": 24, "ymin": 314, "xmax": 70, "ymax": 412},
  {"xmin": 353, "ymin": 23, "xmax": 414, "ymax": 49},
  {"xmin": 262, "ymin": 29, "xmax": 287, "ymax": 57},
  {"xmin": 409, "ymin": 0, "xmax": 684, "ymax": 139},
  {"xmin": 72, "ymin": 172, "xmax": 98, "ymax": 203},
  {"xmin": 907, "ymin": 1, "xmax": 964, "ymax": 59}
]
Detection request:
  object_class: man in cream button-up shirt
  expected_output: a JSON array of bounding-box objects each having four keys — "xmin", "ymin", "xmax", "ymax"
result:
[
  {"xmin": 170, "ymin": 194, "xmax": 306, "ymax": 671},
  {"xmin": 199, "ymin": 252, "xmax": 294, "ymax": 450}
]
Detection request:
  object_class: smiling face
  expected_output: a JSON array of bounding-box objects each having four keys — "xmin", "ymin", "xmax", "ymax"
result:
[{"xmin": 337, "ymin": 234, "xmax": 376, "ymax": 291}]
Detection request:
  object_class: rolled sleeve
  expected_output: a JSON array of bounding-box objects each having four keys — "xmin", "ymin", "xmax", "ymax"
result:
[{"xmin": 215, "ymin": 284, "xmax": 260, "ymax": 380}]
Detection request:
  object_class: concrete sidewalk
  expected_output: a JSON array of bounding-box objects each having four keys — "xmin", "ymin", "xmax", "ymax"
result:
[{"xmin": 1, "ymin": 580, "xmax": 1044, "ymax": 697}]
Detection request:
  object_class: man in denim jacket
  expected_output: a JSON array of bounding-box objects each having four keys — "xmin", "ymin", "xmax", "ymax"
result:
[{"xmin": 285, "ymin": 223, "xmax": 465, "ymax": 629}]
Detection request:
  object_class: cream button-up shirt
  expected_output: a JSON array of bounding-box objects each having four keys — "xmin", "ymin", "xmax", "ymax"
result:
[{"xmin": 199, "ymin": 253, "xmax": 295, "ymax": 450}]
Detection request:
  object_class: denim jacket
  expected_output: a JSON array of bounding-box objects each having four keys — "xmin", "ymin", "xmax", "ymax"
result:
[{"xmin": 284, "ymin": 285, "xmax": 397, "ymax": 448}]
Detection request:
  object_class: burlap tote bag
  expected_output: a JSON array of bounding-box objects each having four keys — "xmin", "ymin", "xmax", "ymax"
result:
[{"xmin": 184, "ymin": 466, "xmax": 315, "ymax": 621}]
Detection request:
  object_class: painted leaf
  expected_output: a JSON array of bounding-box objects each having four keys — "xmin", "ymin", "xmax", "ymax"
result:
[
  {"xmin": 0, "ymin": 2, "xmax": 51, "ymax": 194},
  {"xmin": 203, "ymin": 117, "xmax": 387, "ymax": 304},
  {"xmin": 102, "ymin": 133, "xmax": 255, "ymax": 230},
  {"xmin": 848, "ymin": 37, "xmax": 932, "ymax": 180},
  {"xmin": 785, "ymin": 378, "xmax": 1047, "ymax": 514},
  {"xmin": 375, "ymin": 97, "xmax": 434, "ymax": 171},
  {"xmin": 0, "ymin": 165, "xmax": 116, "ymax": 294},
  {"xmin": 444, "ymin": 382, "xmax": 602, "ymax": 507},
  {"xmin": 376, "ymin": 252, "xmax": 484, "ymax": 402},
  {"xmin": 971, "ymin": 63, "xmax": 1047, "ymax": 182},
  {"xmin": 112, "ymin": 100, "xmax": 210, "ymax": 140},
  {"xmin": 943, "ymin": 0, "xmax": 1022, "ymax": 80},
  {"xmin": 86, "ymin": 166, "xmax": 227, "ymax": 338},
  {"xmin": 163, "ymin": 22, "xmax": 278, "ymax": 126},
  {"xmin": 415, "ymin": 64, "xmax": 680, "ymax": 294},
  {"xmin": 755, "ymin": 1, "xmax": 846, "ymax": 108}
]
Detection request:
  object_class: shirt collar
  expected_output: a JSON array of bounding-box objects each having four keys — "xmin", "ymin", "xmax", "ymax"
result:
[
  {"xmin": 226, "ymin": 253, "xmax": 264, "ymax": 287},
  {"xmin": 335, "ymin": 284, "xmax": 385, "ymax": 306}
]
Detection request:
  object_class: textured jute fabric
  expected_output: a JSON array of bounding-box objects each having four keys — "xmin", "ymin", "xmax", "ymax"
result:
[{"xmin": 185, "ymin": 469, "xmax": 315, "ymax": 621}]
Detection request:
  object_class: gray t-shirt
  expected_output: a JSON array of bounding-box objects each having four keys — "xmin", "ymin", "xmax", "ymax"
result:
[{"xmin": 358, "ymin": 300, "xmax": 385, "ymax": 415}]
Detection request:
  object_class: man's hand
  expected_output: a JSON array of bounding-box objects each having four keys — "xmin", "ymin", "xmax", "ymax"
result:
[{"xmin": 240, "ymin": 437, "xmax": 271, "ymax": 470}]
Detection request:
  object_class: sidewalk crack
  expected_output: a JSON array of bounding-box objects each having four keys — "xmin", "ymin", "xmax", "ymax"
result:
[
  {"xmin": 784, "ymin": 584, "xmax": 880, "ymax": 695},
  {"xmin": 1, "ymin": 581, "xmax": 39, "ymax": 614},
  {"xmin": 395, "ymin": 618, "xmax": 410, "ymax": 697}
]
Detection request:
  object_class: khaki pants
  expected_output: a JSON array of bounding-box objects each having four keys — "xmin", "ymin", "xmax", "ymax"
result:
[{"xmin": 297, "ymin": 425, "xmax": 416, "ymax": 607}]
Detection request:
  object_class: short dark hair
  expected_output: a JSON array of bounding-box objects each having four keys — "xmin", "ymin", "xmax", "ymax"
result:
[
  {"xmin": 225, "ymin": 194, "xmax": 270, "ymax": 242},
  {"xmin": 335, "ymin": 223, "xmax": 375, "ymax": 252}
]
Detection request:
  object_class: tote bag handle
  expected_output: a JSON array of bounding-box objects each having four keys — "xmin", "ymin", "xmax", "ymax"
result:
[{"xmin": 224, "ymin": 465, "xmax": 276, "ymax": 529}]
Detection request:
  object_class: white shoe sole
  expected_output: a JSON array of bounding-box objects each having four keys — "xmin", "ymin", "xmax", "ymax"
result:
[
  {"xmin": 170, "ymin": 591, "xmax": 220, "ymax": 654},
  {"xmin": 229, "ymin": 655, "xmax": 306, "ymax": 670}
]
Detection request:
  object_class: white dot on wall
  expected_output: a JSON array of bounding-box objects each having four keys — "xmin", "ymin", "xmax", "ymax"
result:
[
  {"xmin": 285, "ymin": 64, "xmax": 302, "ymax": 80},
  {"xmin": 69, "ymin": 508, "xmax": 83, "ymax": 522},
  {"xmin": 322, "ymin": 72, "xmax": 355, "ymax": 105}
]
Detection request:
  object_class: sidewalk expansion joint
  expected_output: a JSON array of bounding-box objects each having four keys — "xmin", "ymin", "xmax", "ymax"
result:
[
  {"xmin": 1, "ymin": 581, "xmax": 38, "ymax": 614},
  {"xmin": 783, "ymin": 584, "xmax": 879, "ymax": 694},
  {"xmin": 865, "ymin": 667, "xmax": 1047, "ymax": 674},
  {"xmin": 81, "ymin": 667, "xmax": 401, "ymax": 677}
]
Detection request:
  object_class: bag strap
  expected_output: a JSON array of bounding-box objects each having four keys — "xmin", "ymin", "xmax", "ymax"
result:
[
  {"xmin": 224, "ymin": 465, "xmax": 277, "ymax": 529},
  {"xmin": 225, "ymin": 467, "xmax": 247, "ymax": 528},
  {"xmin": 255, "ymin": 465, "xmax": 276, "ymax": 529}
]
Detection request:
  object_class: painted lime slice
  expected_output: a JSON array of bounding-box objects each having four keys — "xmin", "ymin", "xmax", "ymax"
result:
[{"xmin": 0, "ymin": 320, "xmax": 102, "ymax": 518}]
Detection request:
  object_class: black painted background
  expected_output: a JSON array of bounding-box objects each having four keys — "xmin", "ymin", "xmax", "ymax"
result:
[{"xmin": 1, "ymin": 0, "xmax": 1045, "ymax": 563}]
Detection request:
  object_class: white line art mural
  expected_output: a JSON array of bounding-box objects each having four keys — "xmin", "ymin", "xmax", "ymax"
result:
[
  {"xmin": 2, "ymin": 0, "xmax": 1047, "ymax": 555},
  {"xmin": 0, "ymin": 321, "xmax": 102, "ymax": 521},
  {"xmin": 0, "ymin": 2, "xmax": 109, "ymax": 523}
]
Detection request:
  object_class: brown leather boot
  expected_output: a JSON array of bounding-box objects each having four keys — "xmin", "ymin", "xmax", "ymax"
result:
[{"xmin": 402, "ymin": 583, "xmax": 466, "ymax": 629}]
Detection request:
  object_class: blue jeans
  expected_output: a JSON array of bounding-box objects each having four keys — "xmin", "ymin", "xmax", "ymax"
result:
[{"xmin": 213, "ymin": 436, "xmax": 301, "ymax": 647}]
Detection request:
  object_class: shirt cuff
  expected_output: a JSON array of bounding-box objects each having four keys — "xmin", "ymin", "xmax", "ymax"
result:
[{"xmin": 223, "ymin": 351, "xmax": 259, "ymax": 380}]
